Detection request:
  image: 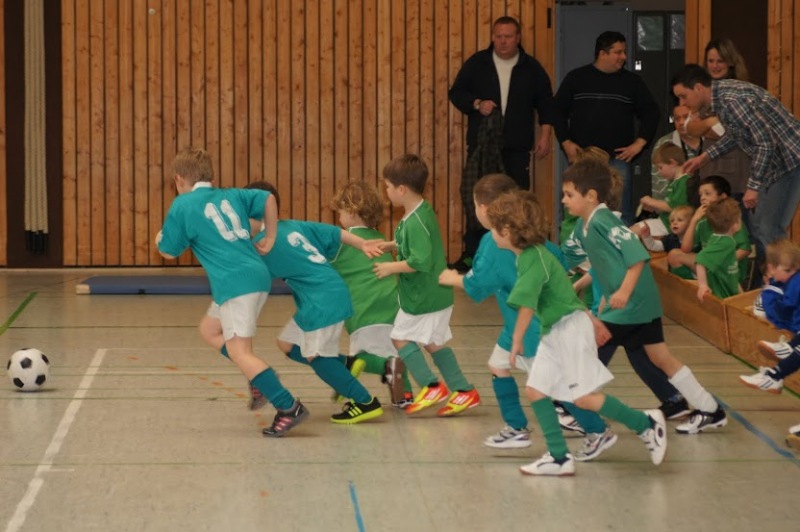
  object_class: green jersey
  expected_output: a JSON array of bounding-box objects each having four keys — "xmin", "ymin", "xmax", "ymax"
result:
[
  {"xmin": 659, "ymin": 173, "xmax": 690, "ymax": 227},
  {"xmin": 330, "ymin": 227, "xmax": 399, "ymax": 333},
  {"xmin": 395, "ymin": 200, "xmax": 453, "ymax": 314},
  {"xmin": 507, "ymin": 245, "xmax": 585, "ymax": 336},
  {"xmin": 696, "ymin": 234, "xmax": 740, "ymax": 298},
  {"xmin": 694, "ymin": 217, "xmax": 751, "ymax": 284},
  {"xmin": 574, "ymin": 205, "xmax": 662, "ymax": 324}
]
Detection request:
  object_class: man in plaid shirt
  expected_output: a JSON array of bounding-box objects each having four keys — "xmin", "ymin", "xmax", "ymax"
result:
[{"xmin": 672, "ymin": 64, "xmax": 800, "ymax": 263}]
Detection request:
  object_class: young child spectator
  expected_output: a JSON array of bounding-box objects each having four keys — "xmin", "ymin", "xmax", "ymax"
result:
[
  {"xmin": 695, "ymin": 197, "xmax": 743, "ymax": 300},
  {"xmin": 640, "ymin": 205, "xmax": 694, "ymax": 254},
  {"xmin": 246, "ymin": 182, "xmax": 386, "ymax": 425},
  {"xmin": 375, "ymin": 154, "xmax": 480, "ymax": 416},
  {"xmin": 668, "ymin": 175, "xmax": 751, "ymax": 285},
  {"xmin": 560, "ymin": 146, "xmax": 612, "ymax": 246},
  {"xmin": 485, "ymin": 189, "xmax": 667, "ymax": 476},
  {"xmin": 739, "ymin": 239, "xmax": 800, "ymax": 393},
  {"xmin": 439, "ymin": 173, "xmax": 618, "ymax": 461},
  {"xmin": 650, "ymin": 104, "xmax": 703, "ymax": 202},
  {"xmin": 157, "ymin": 148, "xmax": 307, "ymax": 437},
  {"xmin": 564, "ymin": 158, "xmax": 727, "ymax": 434},
  {"xmin": 329, "ymin": 180, "xmax": 414, "ymax": 408},
  {"xmin": 631, "ymin": 142, "xmax": 691, "ymax": 240}
]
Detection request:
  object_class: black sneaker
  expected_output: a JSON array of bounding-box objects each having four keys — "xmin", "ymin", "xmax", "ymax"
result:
[
  {"xmin": 448, "ymin": 255, "xmax": 473, "ymax": 273},
  {"xmin": 262, "ymin": 400, "xmax": 309, "ymax": 437},
  {"xmin": 659, "ymin": 397, "xmax": 691, "ymax": 420},
  {"xmin": 247, "ymin": 384, "xmax": 268, "ymax": 411},
  {"xmin": 330, "ymin": 397, "xmax": 384, "ymax": 424},
  {"xmin": 675, "ymin": 407, "xmax": 728, "ymax": 434}
]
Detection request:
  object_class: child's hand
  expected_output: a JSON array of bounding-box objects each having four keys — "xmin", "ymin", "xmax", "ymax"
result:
[
  {"xmin": 640, "ymin": 196, "xmax": 653, "ymax": 210},
  {"xmin": 639, "ymin": 223, "xmax": 651, "ymax": 239},
  {"xmin": 608, "ymin": 289, "xmax": 630, "ymax": 309},
  {"xmin": 697, "ymin": 284, "xmax": 711, "ymax": 302},
  {"xmin": 255, "ymin": 235, "xmax": 275, "ymax": 255},
  {"xmin": 438, "ymin": 268, "xmax": 461, "ymax": 286},
  {"xmin": 692, "ymin": 204, "xmax": 707, "ymax": 222},
  {"xmin": 509, "ymin": 340, "xmax": 523, "ymax": 368},
  {"xmin": 377, "ymin": 240, "xmax": 397, "ymax": 252},
  {"xmin": 589, "ymin": 315, "xmax": 611, "ymax": 347},
  {"xmin": 373, "ymin": 262, "xmax": 394, "ymax": 279},
  {"xmin": 361, "ymin": 239, "xmax": 385, "ymax": 259}
]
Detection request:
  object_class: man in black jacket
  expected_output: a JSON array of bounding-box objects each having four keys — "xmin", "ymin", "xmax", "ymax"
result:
[{"xmin": 449, "ymin": 16, "xmax": 557, "ymax": 271}]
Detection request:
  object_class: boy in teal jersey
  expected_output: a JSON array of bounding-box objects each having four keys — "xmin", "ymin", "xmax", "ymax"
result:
[
  {"xmin": 157, "ymin": 147, "xmax": 306, "ymax": 438},
  {"xmin": 696, "ymin": 197, "xmax": 743, "ymax": 300},
  {"xmin": 564, "ymin": 158, "xmax": 727, "ymax": 435},
  {"xmin": 246, "ymin": 182, "xmax": 385, "ymax": 425},
  {"xmin": 376, "ymin": 154, "xmax": 480, "ymax": 416},
  {"xmin": 631, "ymin": 142, "xmax": 690, "ymax": 240},
  {"xmin": 329, "ymin": 181, "xmax": 414, "ymax": 408},
  {"xmin": 485, "ymin": 190, "xmax": 667, "ymax": 476},
  {"xmin": 668, "ymin": 175, "xmax": 751, "ymax": 285},
  {"xmin": 440, "ymin": 174, "xmax": 618, "ymax": 461}
]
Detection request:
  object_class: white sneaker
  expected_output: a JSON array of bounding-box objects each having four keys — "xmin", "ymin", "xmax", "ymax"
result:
[
  {"xmin": 739, "ymin": 367, "xmax": 784, "ymax": 394},
  {"xmin": 519, "ymin": 452, "xmax": 576, "ymax": 476},
  {"xmin": 573, "ymin": 428, "xmax": 618, "ymax": 462},
  {"xmin": 757, "ymin": 337, "xmax": 794, "ymax": 361},
  {"xmin": 483, "ymin": 426, "xmax": 532, "ymax": 449},
  {"xmin": 752, "ymin": 293, "xmax": 766, "ymax": 319},
  {"xmin": 675, "ymin": 407, "xmax": 728, "ymax": 434},
  {"xmin": 787, "ymin": 423, "xmax": 800, "ymax": 451},
  {"xmin": 639, "ymin": 409, "xmax": 667, "ymax": 465},
  {"xmin": 554, "ymin": 404, "xmax": 585, "ymax": 436}
]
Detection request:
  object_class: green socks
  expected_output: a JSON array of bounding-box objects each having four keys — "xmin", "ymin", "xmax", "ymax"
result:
[
  {"xmin": 398, "ymin": 343, "xmax": 438, "ymax": 387},
  {"xmin": 598, "ymin": 394, "xmax": 650, "ymax": 434},
  {"xmin": 431, "ymin": 347, "xmax": 472, "ymax": 392},
  {"xmin": 531, "ymin": 398, "xmax": 568, "ymax": 460}
]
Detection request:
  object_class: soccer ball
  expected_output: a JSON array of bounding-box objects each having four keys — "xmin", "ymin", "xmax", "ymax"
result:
[{"xmin": 7, "ymin": 348, "xmax": 50, "ymax": 392}]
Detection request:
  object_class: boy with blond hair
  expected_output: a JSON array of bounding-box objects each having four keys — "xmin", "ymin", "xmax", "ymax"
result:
[
  {"xmin": 632, "ymin": 141, "xmax": 691, "ymax": 239},
  {"xmin": 376, "ymin": 154, "xmax": 480, "ymax": 416}
]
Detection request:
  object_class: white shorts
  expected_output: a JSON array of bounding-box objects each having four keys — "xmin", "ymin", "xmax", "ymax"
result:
[
  {"xmin": 349, "ymin": 324, "xmax": 399, "ymax": 358},
  {"xmin": 487, "ymin": 344, "xmax": 534, "ymax": 373},
  {"xmin": 390, "ymin": 306, "xmax": 453, "ymax": 346},
  {"xmin": 526, "ymin": 310, "xmax": 614, "ymax": 402},
  {"xmin": 206, "ymin": 292, "xmax": 268, "ymax": 341},
  {"xmin": 279, "ymin": 319, "xmax": 344, "ymax": 358}
]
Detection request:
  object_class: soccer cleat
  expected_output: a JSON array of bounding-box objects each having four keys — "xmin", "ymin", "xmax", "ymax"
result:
[
  {"xmin": 262, "ymin": 400, "xmax": 309, "ymax": 437},
  {"xmin": 392, "ymin": 391, "xmax": 414, "ymax": 409},
  {"xmin": 659, "ymin": 397, "xmax": 691, "ymax": 420},
  {"xmin": 330, "ymin": 396, "xmax": 384, "ymax": 424},
  {"xmin": 405, "ymin": 383, "xmax": 450, "ymax": 414},
  {"xmin": 483, "ymin": 426, "xmax": 532, "ymax": 449},
  {"xmin": 331, "ymin": 357, "xmax": 367, "ymax": 403},
  {"xmin": 639, "ymin": 409, "xmax": 667, "ymax": 465},
  {"xmin": 675, "ymin": 407, "xmax": 728, "ymax": 434},
  {"xmin": 247, "ymin": 384, "xmax": 268, "ymax": 411},
  {"xmin": 554, "ymin": 403, "xmax": 585, "ymax": 436},
  {"xmin": 739, "ymin": 368, "xmax": 784, "ymax": 394},
  {"xmin": 752, "ymin": 293, "xmax": 766, "ymax": 319},
  {"xmin": 786, "ymin": 423, "xmax": 800, "ymax": 451},
  {"xmin": 757, "ymin": 337, "xmax": 793, "ymax": 362},
  {"xmin": 437, "ymin": 388, "xmax": 481, "ymax": 417},
  {"xmin": 573, "ymin": 428, "xmax": 618, "ymax": 462},
  {"xmin": 519, "ymin": 452, "xmax": 576, "ymax": 476},
  {"xmin": 384, "ymin": 357, "xmax": 407, "ymax": 405}
]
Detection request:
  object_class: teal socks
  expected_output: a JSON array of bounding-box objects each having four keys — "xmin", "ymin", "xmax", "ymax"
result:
[
  {"xmin": 398, "ymin": 343, "xmax": 438, "ymax": 387},
  {"xmin": 492, "ymin": 376, "xmax": 527, "ymax": 430},
  {"xmin": 251, "ymin": 368, "xmax": 294, "ymax": 411},
  {"xmin": 310, "ymin": 356, "xmax": 372, "ymax": 404},
  {"xmin": 431, "ymin": 347, "xmax": 472, "ymax": 392}
]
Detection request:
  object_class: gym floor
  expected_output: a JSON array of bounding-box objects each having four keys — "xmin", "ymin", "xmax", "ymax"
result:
[{"xmin": 1, "ymin": 269, "xmax": 797, "ymax": 532}]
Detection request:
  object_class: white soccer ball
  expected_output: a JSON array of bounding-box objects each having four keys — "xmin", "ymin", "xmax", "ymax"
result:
[{"xmin": 7, "ymin": 348, "xmax": 50, "ymax": 392}]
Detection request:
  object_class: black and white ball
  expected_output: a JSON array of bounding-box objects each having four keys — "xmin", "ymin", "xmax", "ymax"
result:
[{"xmin": 7, "ymin": 348, "xmax": 50, "ymax": 392}]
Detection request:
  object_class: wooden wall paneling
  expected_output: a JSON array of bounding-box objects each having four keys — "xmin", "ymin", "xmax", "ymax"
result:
[
  {"xmin": 505, "ymin": 0, "xmax": 521, "ymax": 24},
  {"xmin": 333, "ymin": 0, "xmax": 349, "ymax": 195},
  {"xmin": 377, "ymin": 0, "xmax": 393, "ymax": 229},
  {"xmin": 218, "ymin": 0, "xmax": 233, "ymax": 192},
  {"xmin": 0, "ymin": 1, "xmax": 5, "ymax": 264},
  {"xmin": 191, "ymin": 2, "xmax": 205, "ymax": 149},
  {"xmin": 233, "ymin": 0, "xmax": 248, "ymax": 189},
  {"xmin": 204, "ymin": 0, "xmax": 219, "ymax": 186},
  {"xmin": 417, "ymin": 0, "xmax": 434, "ymax": 239},
  {"xmin": 147, "ymin": 0, "xmax": 163, "ymax": 265},
  {"xmin": 447, "ymin": 1, "xmax": 463, "ymax": 257},
  {"xmin": 406, "ymin": 0, "xmax": 420, "ymax": 158},
  {"xmin": 533, "ymin": 0, "xmax": 555, "ymax": 231},
  {"xmin": 89, "ymin": 0, "xmax": 105, "ymax": 265},
  {"xmin": 347, "ymin": 0, "xmax": 363, "ymax": 214},
  {"xmin": 780, "ymin": 0, "xmax": 794, "ymax": 109},
  {"xmin": 248, "ymin": 0, "xmax": 263, "ymax": 187},
  {"xmin": 160, "ymin": 0, "xmax": 177, "ymax": 249},
  {"xmin": 361, "ymin": 0, "xmax": 378, "ymax": 189},
  {"xmin": 491, "ymin": 0, "xmax": 505, "ymax": 22},
  {"xmin": 262, "ymin": 0, "xmax": 277, "ymax": 188},
  {"xmin": 477, "ymin": 0, "xmax": 491, "ymax": 37},
  {"xmin": 118, "ymin": 0, "xmax": 134, "ymax": 264},
  {"xmin": 61, "ymin": 0, "xmax": 77, "ymax": 265},
  {"xmin": 306, "ymin": 0, "xmax": 323, "ymax": 223},
  {"xmin": 767, "ymin": 0, "xmax": 781, "ymax": 98},
  {"xmin": 432, "ymin": 0, "xmax": 449, "ymax": 253},
  {"xmin": 132, "ymin": 0, "xmax": 149, "ymax": 264},
  {"xmin": 697, "ymin": 0, "xmax": 711, "ymax": 62},
  {"xmin": 793, "ymin": 0, "xmax": 800, "ymax": 241},
  {"xmin": 174, "ymin": 0, "xmax": 192, "ymax": 264},
  {"xmin": 75, "ymin": 0, "xmax": 91, "ymax": 265},
  {"xmin": 103, "ymin": 0, "xmax": 120, "ymax": 265},
  {"xmin": 391, "ymin": 0, "xmax": 406, "ymax": 156},
  {"xmin": 275, "ymin": 0, "xmax": 291, "ymax": 218},
  {"xmin": 290, "ymin": 0, "xmax": 307, "ymax": 220},
  {"xmin": 319, "ymin": 1, "xmax": 335, "ymax": 224}
]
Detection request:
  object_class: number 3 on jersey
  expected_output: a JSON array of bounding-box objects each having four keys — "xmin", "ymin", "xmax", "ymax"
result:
[
  {"xmin": 204, "ymin": 200, "xmax": 251, "ymax": 242},
  {"xmin": 287, "ymin": 231, "xmax": 326, "ymax": 264}
]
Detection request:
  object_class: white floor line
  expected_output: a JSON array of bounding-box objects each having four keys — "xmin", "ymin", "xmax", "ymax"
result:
[{"xmin": 5, "ymin": 348, "xmax": 107, "ymax": 532}]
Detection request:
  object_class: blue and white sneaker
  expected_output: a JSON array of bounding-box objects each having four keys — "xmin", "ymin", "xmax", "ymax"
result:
[
  {"xmin": 639, "ymin": 409, "xmax": 667, "ymax": 465},
  {"xmin": 753, "ymin": 293, "xmax": 766, "ymax": 319},
  {"xmin": 758, "ymin": 337, "xmax": 794, "ymax": 361},
  {"xmin": 573, "ymin": 428, "xmax": 618, "ymax": 462}
]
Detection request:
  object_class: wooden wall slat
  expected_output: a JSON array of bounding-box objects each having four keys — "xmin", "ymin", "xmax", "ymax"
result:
[
  {"xmin": 362, "ymin": 0, "xmax": 377, "ymax": 187},
  {"xmin": 247, "ymin": 0, "xmax": 263, "ymax": 186},
  {"xmin": 348, "ymin": 0, "xmax": 363, "ymax": 205},
  {"xmin": 275, "ymin": 0, "xmax": 291, "ymax": 218},
  {"xmin": 61, "ymin": 0, "xmax": 77, "ymax": 265},
  {"xmin": 290, "ymin": 0, "xmax": 307, "ymax": 220},
  {"xmin": 406, "ymin": 0, "xmax": 420, "ymax": 158},
  {"xmin": 233, "ymin": 0, "xmax": 248, "ymax": 188},
  {"xmin": 263, "ymin": 0, "xmax": 278, "ymax": 189},
  {"xmin": 147, "ymin": 0, "xmax": 163, "ymax": 265},
  {"xmin": 89, "ymin": 1, "xmax": 105, "ymax": 265},
  {"xmin": 204, "ymin": 0, "xmax": 219, "ymax": 183},
  {"xmin": 104, "ymin": 0, "xmax": 120, "ymax": 265},
  {"xmin": 448, "ymin": 2, "xmax": 463, "ymax": 255},
  {"xmin": 118, "ymin": 0, "xmax": 134, "ymax": 264},
  {"xmin": 377, "ymin": 0, "xmax": 392, "ymax": 226},
  {"xmin": 432, "ymin": 0, "xmax": 448, "ymax": 245},
  {"xmin": 306, "ymin": 0, "xmax": 323, "ymax": 223},
  {"xmin": 174, "ymin": 0, "xmax": 192, "ymax": 264},
  {"xmin": 780, "ymin": 0, "xmax": 794, "ymax": 109},
  {"xmin": 333, "ymin": 0, "xmax": 349, "ymax": 192},
  {"xmin": 767, "ymin": 1, "xmax": 782, "ymax": 108},
  {"xmin": 75, "ymin": 0, "xmax": 91, "ymax": 265},
  {"xmin": 319, "ymin": 1, "xmax": 335, "ymax": 223},
  {"xmin": 132, "ymin": 0, "xmax": 148, "ymax": 264}
]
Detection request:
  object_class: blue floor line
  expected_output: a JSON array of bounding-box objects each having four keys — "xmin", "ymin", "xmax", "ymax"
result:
[
  {"xmin": 715, "ymin": 396, "xmax": 800, "ymax": 467},
  {"xmin": 349, "ymin": 480, "xmax": 366, "ymax": 532}
]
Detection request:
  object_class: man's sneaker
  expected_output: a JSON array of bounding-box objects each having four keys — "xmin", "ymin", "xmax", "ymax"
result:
[
  {"xmin": 739, "ymin": 367, "xmax": 784, "ymax": 394},
  {"xmin": 519, "ymin": 453, "xmax": 576, "ymax": 476},
  {"xmin": 448, "ymin": 254, "xmax": 473, "ymax": 273},
  {"xmin": 392, "ymin": 391, "xmax": 414, "ymax": 409},
  {"xmin": 753, "ymin": 293, "xmax": 766, "ymax": 319},
  {"xmin": 384, "ymin": 357, "xmax": 407, "ymax": 405},
  {"xmin": 405, "ymin": 383, "xmax": 450, "ymax": 414},
  {"xmin": 639, "ymin": 409, "xmax": 667, "ymax": 465},
  {"xmin": 675, "ymin": 407, "xmax": 728, "ymax": 434},
  {"xmin": 659, "ymin": 397, "xmax": 691, "ymax": 420},
  {"xmin": 786, "ymin": 423, "xmax": 800, "ymax": 451},
  {"xmin": 262, "ymin": 400, "xmax": 309, "ymax": 437},
  {"xmin": 484, "ymin": 426, "xmax": 532, "ymax": 449},
  {"xmin": 554, "ymin": 403, "xmax": 585, "ymax": 436},
  {"xmin": 331, "ymin": 357, "xmax": 367, "ymax": 403},
  {"xmin": 573, "ymin": 428, "xmax": 618, "ymax": 462},
  {"xmin": 437, "ymin": 388, "xmax": 481, "ymax": 417},
  {"xmin": 330, "ymin": 397, "xmax": 384, "ymax": 424},
  {"xmin": 757, "ymin": 337, "xmax": 793, "ymax": 361},
  {"xmin": 248, "ymin": 384, "xmax": 268, "ymax": 411}
]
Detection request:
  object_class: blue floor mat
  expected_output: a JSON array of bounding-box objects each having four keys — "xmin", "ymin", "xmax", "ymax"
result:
[{"xmin": 76, "ymin": 275, "xmax": 291, "ymax": 295}]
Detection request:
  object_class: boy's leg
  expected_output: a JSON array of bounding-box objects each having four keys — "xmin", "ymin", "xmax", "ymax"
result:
[
  {"xmin": 519, "ymin": 387, "xmax": 575, "ymax": 476},
  {"xmin": 740, "ymin": 350, "xmax": 800, "ymax": 394},
  {"xmin": 429, "ymin": 345, "xmax": 481, "ymax": 417},
  {"xmin": 395, "ymin": 340, "xmax": 438, "ymax": 388},
  {"xmin": 758, "ymin": 333, "xmax": 800, "ymax": 362}
]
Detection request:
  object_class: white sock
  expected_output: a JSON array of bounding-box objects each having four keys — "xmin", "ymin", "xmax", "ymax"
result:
[{"xmin": 668, "ymin": 366, "xmax": 718, "ymax": 413}]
